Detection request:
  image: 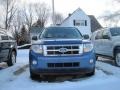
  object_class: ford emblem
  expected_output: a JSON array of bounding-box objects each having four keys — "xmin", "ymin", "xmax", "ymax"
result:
[{"xmin": 59, "ymin": 48, "xmax": 67, "ymax": 53}]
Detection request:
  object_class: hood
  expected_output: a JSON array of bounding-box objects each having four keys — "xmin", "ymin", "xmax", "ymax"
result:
[{"xmin": 32, "ymin": 39, "xmax": 91, "ymax": 45}]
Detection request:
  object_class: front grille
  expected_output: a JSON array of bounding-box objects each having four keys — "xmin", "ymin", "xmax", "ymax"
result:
[
  {"xmin": 43, "ymin": 45, "xmax": 82, "ymax": 56},
  {"xmin": 47, "ymin": 62, "xmax": 80, "ymax": 68}
]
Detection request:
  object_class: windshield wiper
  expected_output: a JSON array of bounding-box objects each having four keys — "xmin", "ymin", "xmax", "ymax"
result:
[{"xmin": 44, "ymin": 36, "xmax": 54, "ymax": 38}]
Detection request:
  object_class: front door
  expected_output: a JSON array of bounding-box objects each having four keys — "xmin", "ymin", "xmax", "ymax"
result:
[
  {"xmin": 93, "ymin": 31, "xmax": 103, "ymax": 55},
  {"xmin": 101, "ymin": 30, "xmax": 113, "ymax": 56}
]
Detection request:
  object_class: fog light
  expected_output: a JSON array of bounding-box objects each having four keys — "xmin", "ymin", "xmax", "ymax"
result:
[
  {"xmin": 90, "ymin": 59, "xmax": 94, "ymax": 64},
  {"xmin": 32, "ymin": 60, "xmax": 37, "ymax": 65}
]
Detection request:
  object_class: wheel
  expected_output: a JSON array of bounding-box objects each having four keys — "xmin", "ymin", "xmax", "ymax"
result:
[
  {"xmin": 115, "ymin": 52, "xmax": 120, "ymax": 67},
  {"xmin": 86, "ymin": 68, "xmax": 95, "ymax": 76},
  {"xmin": 7, "ymin": 51, "xmax": 16, "ymax": 66}
]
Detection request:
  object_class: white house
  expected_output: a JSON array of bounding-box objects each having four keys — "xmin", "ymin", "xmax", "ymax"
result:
[{"xmin": 59, "ymin": 8, "xmax": 102, "ymax": 36}]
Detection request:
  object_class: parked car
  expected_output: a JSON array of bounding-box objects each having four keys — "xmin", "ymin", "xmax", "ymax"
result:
[
  {"xmin": 91, "ymin": 27, "xmax": 120, "ymax": 67},
  {"xmin": 0, "ymin": 30, "xmax": 17, "ymax": 66},
  {"xmin": 29, "ymin": 27, "xmax": 96, "ymax": 80}
]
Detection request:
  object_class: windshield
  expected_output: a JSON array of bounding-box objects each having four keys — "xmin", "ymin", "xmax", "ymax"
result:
[
  {"xmin": 110, "ymin": 28, "xmax": 120, "ymax": 36},
  {"xmin": 40, "ymin": 27, "xmax": 82, "ymax": 39}
]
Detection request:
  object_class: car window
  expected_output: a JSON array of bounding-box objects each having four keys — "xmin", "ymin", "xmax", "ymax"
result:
[
  {"xmin": 110, "ymin": 28, "xmax": 120, "ymax": 36},
  {"xmin": 40, "ymin": 27, "xmax": 82, "ymax": 39},
  {"xmin": 9, "ymin": 36, "xmax": 15, "ymax": 40},
  {"xmin": 1, "ymin": 35, "xmax": 9, "ymax": 40},
  {"xmin": 95, "ymin": 31, "xmax": 103, "ymax": 40},
  {"xmin": 102, "ymin": 30, "xmax": 110, "ymax": 39}
]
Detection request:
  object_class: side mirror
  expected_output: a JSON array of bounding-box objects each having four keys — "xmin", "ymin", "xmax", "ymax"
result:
[
  {"xmin": 103, "ymin": 35, "xmax": 110, "ymax": 39},
  {"xmin": 32, "ymin": 36, "xmax": 38, "ymax": 40},
  {"xmin": 83, "ymin": 34, "xmax": 89, "ymax": 39}
]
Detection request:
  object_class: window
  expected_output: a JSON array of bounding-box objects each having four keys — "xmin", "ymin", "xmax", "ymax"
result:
[
  {"xmin": 40, "ymin": 27, "xmax": 82, "ymax": 39},
  {"xmin": 9, "ymin": 36, "xmax": 15, "ymax": 40},
  {"xmin": 95, "ymin": 31, "xmax": 103, "ymax": 40},
  {"xmin": 1, "ymin": 36, "xmax": 9, "ymax": 40},
  {"xmin": 110, "ymin": 27, "xmax": 120, "ymax": 36},
  {"xmin": 102, "ymin": 30, "xmax": 110, "ymax": 39},
  {"xmin": 73, "ymin": 20, "xmax": 87, "ymax": 26}
]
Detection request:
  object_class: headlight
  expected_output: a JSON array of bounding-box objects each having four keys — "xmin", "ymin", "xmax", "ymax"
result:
[
  {"xmin": 83, "ymin": 43, "xmax": 93, "ymax": 52},
  {"xmin": 31, "ymin": 45, "xmax": 43, "ymax": 54},
  {"xmin": 79, "ymin": 44, "xmax": 83, "ymax": 54}
]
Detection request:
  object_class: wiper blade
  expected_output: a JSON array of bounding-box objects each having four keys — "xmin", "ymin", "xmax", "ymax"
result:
[{"xmin": 44, "ymin": 36, "xmax": 53, "ymax": 38}]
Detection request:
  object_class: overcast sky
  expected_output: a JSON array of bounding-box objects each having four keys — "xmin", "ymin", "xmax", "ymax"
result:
[
  {"xmin": 21, "ymin": 0, "xmax": 114, "ymax": 16},
  {"xmin": 20, "ymin": 0, "xmax": 118, "ymax": 26}
]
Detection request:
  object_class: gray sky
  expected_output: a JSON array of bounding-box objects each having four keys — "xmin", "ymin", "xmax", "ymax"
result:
[
  {"xmin": 20, "ymin": 0, "xmax": 114, "ymax": 16},
  {"xmin": 20, "ymin": 0, "xmax": 118, "ymax": 26}
]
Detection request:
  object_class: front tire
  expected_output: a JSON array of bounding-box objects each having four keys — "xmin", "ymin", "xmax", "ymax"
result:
[
  {"xmin": 7, "ymin": 51, "xmax": 16, "ymax": 66},
  {"xmin": 115, "ymin": 52, "xmax": 120, "ymax": 67}
]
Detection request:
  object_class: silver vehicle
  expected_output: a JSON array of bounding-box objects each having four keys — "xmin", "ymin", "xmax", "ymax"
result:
[
  {"xmin": 0, "ymin": 30, "xmax": 17, "ymax": 66},
  {"xmin": 91, "ymin": 27, "xmax": 120, "ymax": 67}
]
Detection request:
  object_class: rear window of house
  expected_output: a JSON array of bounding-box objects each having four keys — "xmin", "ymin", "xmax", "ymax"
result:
[{"xmin": 40, "ymin": 27, "xmax": 82, "ymax": 39}]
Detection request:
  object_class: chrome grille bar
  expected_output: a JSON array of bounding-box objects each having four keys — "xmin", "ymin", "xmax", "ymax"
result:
[{"xmin": 43, "ymin": 45, "xmax": 82, "ymax": 56}]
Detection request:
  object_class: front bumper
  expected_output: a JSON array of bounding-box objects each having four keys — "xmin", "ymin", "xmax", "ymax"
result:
[
  {"xmin": 31, "ymin": 68, "xmax": 94, "ymax": 75},
  {"xmin": 29, "ymin": 50, "xmax": 96, "ymax": 75}
]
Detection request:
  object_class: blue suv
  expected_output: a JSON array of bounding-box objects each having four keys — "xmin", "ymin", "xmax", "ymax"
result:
[{"xmin": 29, "ymin": 27, "xmax": 96, "ymax": 79}]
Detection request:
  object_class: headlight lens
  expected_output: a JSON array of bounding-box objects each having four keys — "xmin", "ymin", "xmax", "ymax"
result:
[
  {"xmin": 31, "ymin": 45, "xmax": 43, "ymax": 54},
  {"xmin": 79, "ymin": 44, "xmax": 83, "ymax": 54},
  {"xmin": 83, "ymin": 43, "xmax": 93, "ymax": 52}
]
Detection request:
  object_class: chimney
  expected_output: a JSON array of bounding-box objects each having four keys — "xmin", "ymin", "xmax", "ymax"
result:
[{"xmin": 68, "ymin": 13, "xmax": 71, "ymax": 17}]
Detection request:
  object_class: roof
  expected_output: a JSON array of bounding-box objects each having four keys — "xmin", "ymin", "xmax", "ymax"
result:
[
  {"xmin": 88, "ymin": 15, "xmax": 102, "ymax": 32},
  {"xmin": 30, "ymin": 27, "xmax": 44, "ymax": 34},
  {"xmin": 58, "ymin": 8, "xmax": 102, "ymax": 32},
  {"xmin": 59, "ymin": 8, "xmax": 82, "ymax": 25},
  {"xmin": 0, "ymin": 28, "xmax": 13, "ymax": 37}
]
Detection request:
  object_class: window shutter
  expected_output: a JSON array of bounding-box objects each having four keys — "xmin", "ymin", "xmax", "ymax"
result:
[
  {"xmin": 85, "ymin": 20, "xmax": 87, "ymax": 26},
  {"xmin": 73, "ymin": 20, "xmax": 76, "ymax": 26}
]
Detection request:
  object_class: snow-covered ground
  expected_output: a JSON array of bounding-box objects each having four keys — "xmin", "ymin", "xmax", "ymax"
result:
[{"xmin": 0, "ymin": 49, "xmax": 120, "ymax": 90}]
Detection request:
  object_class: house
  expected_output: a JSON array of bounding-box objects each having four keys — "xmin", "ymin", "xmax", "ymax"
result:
[
  {"xmin": 30, "ymin": 27, "xmax": 43, "ymax": 40},
  {"xmin": 59, "ymin": 8, "xmax": 102, "ymax": 36}
]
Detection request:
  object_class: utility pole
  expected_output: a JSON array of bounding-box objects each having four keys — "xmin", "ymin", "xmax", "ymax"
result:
[{"xmin": 52, "ymin": 0, "xmax": 55, "ymax": 25}]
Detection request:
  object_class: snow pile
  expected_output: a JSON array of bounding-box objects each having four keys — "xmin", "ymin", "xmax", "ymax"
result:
[
  {"xmin": 0, "ymin": 69, "xmax": 120, "ymax": 90},
  {"xmin": 0, "ymin": 50, "xmax": 29, "ymax": 88},
  {"xmin": 96, "ymin": 61, "xmax": 120, "ymax": 77},
  {"xmin": 16, "ymin": 49, "xmax": 29, "ymax": 64},
  {"xmin": 17, "ymin": 44, "xmax": 31, "ymax": 49}
]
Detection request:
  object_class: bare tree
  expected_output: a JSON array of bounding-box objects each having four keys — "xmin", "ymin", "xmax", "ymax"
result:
[
  {"xmin": 33, "ymin": 3, "xmax": 50, "ymax": 27},
  {"xmin": 23, "ymin": 4, "xmax": 34, "ymax": 31},
  {"xmin": 0, "ymin": 0, "xmax": 17, "ymax": 30},
  {"xmin": 54, "ymin": 12, "xmax": 64, "ymax": 25},
  {"xmin": 13, "ymin": 10, "xmax": 26, "ymax": 31},
  {"xmin": 11, "ymin": 9, "xmax": 25, "ymax": 43}
]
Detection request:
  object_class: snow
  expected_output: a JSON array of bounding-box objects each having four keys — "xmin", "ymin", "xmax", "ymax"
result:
[
  {"xmin": 17, "ymin": 44, "xmax": 31, "ymax": 49},
  {"xmin": 0, "ymin": 49, "xmax": 120, "ymax": 90},
  {"xmin": 96, "ymin": 61, "xmax": 120, "ymax": 77}
]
